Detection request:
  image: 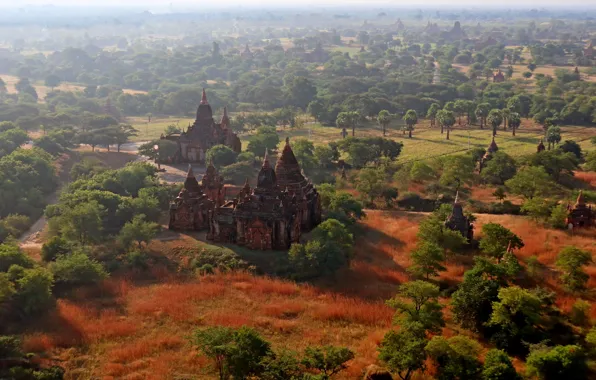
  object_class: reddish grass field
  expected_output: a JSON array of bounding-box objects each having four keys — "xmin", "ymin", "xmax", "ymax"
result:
[{"xmin": 18, "ymin": 211, "xmax": 596, "ymax": 379}]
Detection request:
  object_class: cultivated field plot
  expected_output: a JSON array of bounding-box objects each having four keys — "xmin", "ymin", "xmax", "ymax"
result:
[{"xmin": 0, "ymin": 74, "xmax": 147, "ymax": 101}]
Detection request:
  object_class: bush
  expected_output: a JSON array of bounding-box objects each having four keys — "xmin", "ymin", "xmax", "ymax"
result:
[
  {"xmin": 0, "ymin": 244, "xmax": 34, "ymax": 272},
  {"xmin": 206, "ymin": 144, "xmax": 237, "ymax": 169},
  {"xmin": 50, "ymin": 253, "xmax": 108, "ymax": 287},
  {"xmin": 220, "ymin": 161, "xmax": 256, "ymax": 185},
  {"xmin": 526, "ymin": 345, "xmax": 587, "ymax": 380},
  {"xmin": 0, "ymin": 214, "xmax": 31, "ymax": 241},
  {"xmin": 190, "ymin": 246, "xmax": 247, "ymax": 272},
  {"xmin": 41, "ymin": 236, "xmax": 71, "ymax": 262}
]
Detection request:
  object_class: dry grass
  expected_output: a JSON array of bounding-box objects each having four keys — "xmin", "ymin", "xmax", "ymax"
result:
[{"xmin": 19, "ymin": 210, "xmax": 596, "ymax": 378}]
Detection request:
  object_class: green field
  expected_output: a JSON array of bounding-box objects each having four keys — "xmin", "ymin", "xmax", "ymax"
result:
[{"xmin": 129, "ymin": 116, "xmax": 596, "ymax": 163}]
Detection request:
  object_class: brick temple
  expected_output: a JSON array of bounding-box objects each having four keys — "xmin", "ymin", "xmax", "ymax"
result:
[
  {"xmin": 161, "ymin": 89, "xmax": 241, "ymax": 163},
  {"xmin": 208, "ymin": 138, "xmax": 322, "ymax": 250},
  {"xmin": 567, "ymin": 191, "xmax": 595, "ymax": 228},
  {"xmin": 445, "ymin": 192, "xmax": 474, "ymax": 242}
]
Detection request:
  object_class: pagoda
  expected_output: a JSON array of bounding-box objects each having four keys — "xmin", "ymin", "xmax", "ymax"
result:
[
  {"xmin": 478, "ymin": 136, "xmax": 499, "ymax": 172},
  {"xmin": 444, "ymin": 192, "xmax": 474, "ymax": 242},
  {"xmin": 161, "ymin": 89, "xmax": 241, "ymax": 163},
  {"xmin": 493, "ymin": 69, "xmax": 505, "ymax": 83},
  {"xmin": 566, "ymin": 191, "xmax": 595, "ymax": 228},
  {"xmin": 208, "ymin": 139, "xmax": 322, "ymax": 250},
  {"xmin": 168, "ymin": 166, "xmax": 216, "ymax": 231},
  {"xmin": 537, "ymin": 139, "xmax": 546, "ymax": 153}
]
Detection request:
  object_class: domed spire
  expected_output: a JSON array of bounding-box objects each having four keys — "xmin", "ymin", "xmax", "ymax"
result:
[
  {"xmin": 184, "ymin": 165, "xmax": 201, "ymax": 193},
  {"xmin": 257, "ymin": 149, "xmax": 277, "ymax": 188},
  {"xmin": 221, "ymin": 107, "xmax": 230, "ymax": 127},
  {"xmin": 576, "ymin": 190, "xmax": 586, "ymax": 207},
  {"xmin": 201, "ymin": 88, "xmax": 208, "ymax": 105},
  {"xmin": 275, "ymin": 137, "xmax": 303, "ymax": 187}
]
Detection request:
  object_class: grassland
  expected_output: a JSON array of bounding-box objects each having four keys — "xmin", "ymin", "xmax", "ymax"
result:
[
  {"xmin": 17, "ymin": 210, "xmax": 596, "ymax": 378},
  {"xmin": 129, "ymin": 116, "xmax": 596, "ymax": 164}
]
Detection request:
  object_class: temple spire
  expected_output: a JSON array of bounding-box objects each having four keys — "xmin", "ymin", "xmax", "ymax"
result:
[
  {"xmin": 221, "ymin": 106, "xmax": 230, "ymax": 127},
  {"xmin": 263, "ymin": 149, "xmax": 271, "ymax": 169},
  {"xmin": 187, "ymin": 164, "xmax": 195, "ymax": 178},
  {"xmin": 454, "ymin": 190, "xmax": 459, "ymax": 205},
  {"xmin": 576, "ymin": 190, "xmax": 586, "ymax": 206},
  {"xmin": 201, "ymin": 88, "xmax": 208, "ymax": 105}
]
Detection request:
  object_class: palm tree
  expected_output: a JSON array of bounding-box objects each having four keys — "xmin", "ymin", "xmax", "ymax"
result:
[
  {"xmin": 336, "ymin": 111, "xmax": 361, "ymax": 137},
  {"xmin": 508, "ymin": 112, "xmax": 521, "ymax": 136},
  {"xmin": 454, "ymin": 100, "xmax": 467, "ymax": 126},
  {"xmin": 487, "ymin": 109, "xmax": 503, "ymax": 137},
  {"xmin": 438, "ymin": 110, "xmax": 456, "ymax": 140},
  {"xmin": 427, "ymin": 104, "xmax": 440, "ymax": 128},
  {"xmin": 403, "ymin": 110, "xmax": 418, "ymax": 138},
  {"xmin": 378, "ymin": 110, "xmax": 391, "ymax": 136},
  {"xmin": 501, "ymin": 108, "xmax": 511, "ymax": 131},
  {"xmin": 546, "ymin": 126, "xmax": 562, "ymax": 149},
  {"xmin": 475, "ymin": 103, "xmax": 490, "ymax": 129}
]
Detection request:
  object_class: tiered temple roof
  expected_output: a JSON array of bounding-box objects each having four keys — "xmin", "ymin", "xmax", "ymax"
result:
[{"xmin": 445, "ymin": 192, "xmax": 474, "ymax": 242}]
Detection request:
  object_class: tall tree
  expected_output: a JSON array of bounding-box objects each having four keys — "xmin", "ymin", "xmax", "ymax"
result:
[
  {"xmin": 378, "ymin": 322, "xmax": 428, "ymax": 380},
  {"xmin": 378, "ymin": 110, "xmax": 391, "ymax": 136},
  {"xmin": 479, "ymin": 223, "xmax": 524, "ymax": 263},
  {"xmin": 487, "ymin": 109, "xmax": 503, "ymax": 137},
  {"xmin": 427, "ymin": 103, "xmax": 440, "ymax": 128},
  {"xmin": 438, "ymin": 110, "xmax": 456, "ymax": 140},
  {"xmin": 556, "ymin": 246, "xmax": 592, "ymax": 291},
  {"xmin": 408, "ymin": 241, "xmax": 445, "ymax": 280},
  {"xmin": 387, "ymin": 281, "xmax": 444, "ymax": 333},
  {"xmin": 475, "ymin": 103, "xmax": 490, "ymax": 129},
  {"xmin": 454, "ymin": 100, "xmax": 467, "ymax": 126},
  {"xmin": 546, "ymin": 126, "xmax": 562, "ymax": 150},
  {"xmin": 508, "ymin": 112, "xmax": 521, "ymax": 137},
  {"xmin": 336, "ymin": 111, "xmax": 361, "ymax": 137},
  {"xmin": 402, "ymin": 110, "xmax": 418, "ymax": 138}
]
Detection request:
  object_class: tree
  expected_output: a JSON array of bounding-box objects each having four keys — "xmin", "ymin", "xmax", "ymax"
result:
[
  {"xmin": 437, "ymin": 109, "xmax": 456, "ymax": 140},
  {"xmin": 246, "ymin": 127, "xmax": 280, "ymax": 156},
  {"xmin": 41, "ymin": 236, "xmax": 70, "ymax": 262},
  {"xmin": 409, "ymin": 241, "xmax": 446, "ymax": 280},
  {"xmin": 291, "ymin": 139, "xmax": 316, "ymax": 169},
  {"xmin": 505, "ymin": 166, "xmax": 555, "ymax": 199},
  {"xmin": 556, "ymin": 246, "xmax": 592, "ymax": 292},
  {"xmin": 108, "ymin": 124, "xmax": 138, "ymax": 152},
  {"xmin": 481, "ymin": 349, "xmax": 520, "ymax": 380},
  {"xmin": 12, "ymin": 267, "xmax": 54, "ymax": 318},
  {"xmin": 476, "ymin": 103, "xmax": 491, "ymax": 129},
  {"xmin": 486, "ymin": 286, "xmax": 544, "ymax": 352},
  {"xmin": 402, "ymin": 110, "xmax": 418, "ymax": 138},
  {"xmin": 425, "ymin": 336, "xmax": 482, "ymax": 380},
  {"xmin": 493, "ymin": 187, "xmax": 507, "ymax": 203},
  {"xmin": 336, "ymin": 111, "xmax": 361, "ymax": 137},
  {"xmin": 526, "ymin": 345, "xmax": 588, "ymax": 380},
  {"xmin": 481, "ymin": 152, "xmax": 517, "ymax": 185},
  {"xmin": 192, "ymin": 327, "xmax": 272, "ymax": 380},
  {"xmin": 427, "ymin": 103, "xmax": 440, "ymax": 128},
  {"xmin": 454, "ymin": 100, "xmax": 467, "ymax": 125},
  {"xmin": 356, "ymin": 167, "xmax": 387, "ymax": 204},
  {"xmin": 118, "ymin": 215, "xmax": 159, "ymax": 250},
  {"xmin": 378, "ymin": 322, "xmax": 427, "ymax": 380},
  {"xmin": 508, "ymin": 112, "xmax": 521, "ymax": 136},
  {"xmin": 44, "ymin": 74, "xmax": 62, "ymax": 90},
  {"xmin": 57, "ymin": 201, "xmax": 105, "ymax": 245},
  {"xmin": 284, "ymin": 76, "xmax": 317, "ymax": 110},
  {"xmin": 451, "ymin": 257, "xmax": 507, "ymax": 332},
  {"xmin": 138, "ymin": 139, "xmax": 178, "ymax": 162},
  {"xmin": 527, "ymin": 62, "xmax": 537, "ymax": 72},
  {"xmin": 417, "ymin": 206, "xmax": 468, "ymax": 252},
  {"xmin": 487, "ymin": 109, "xmax": 503, "ymax": 137},
  {"xmin": 501, "ymin": 109, "xmax": 511, "ymax": 131},
  {"xmin": 206, "ymin": 145, "xmax": 238, "ymax": 169},
  {"xmin": 546, "ymin": 126, "xmax": 562, "ymax": 150},
  {"xmin": 50, "ymin": 253, "xmax": 108, "ymax": 287},
  {"xmin": 479, "ymin": 223, "xmax": 524, "ymax": 262},
  {"xmin": 378, "ymin": 110, "xmax": 391, "ymax": 136},
  {"xmin": 302, "ymin": 345, "xmax": 354, "ymax": 378},
  {"xmin": 386, "ymin": 281, "xmax": 444, "ymax": 333}
]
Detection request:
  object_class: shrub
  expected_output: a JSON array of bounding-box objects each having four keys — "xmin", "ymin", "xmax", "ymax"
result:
[
  {"xmin": 50, "ymin": 253, "xmax": 108, "ymax": 287},
  {"xmin": 190, "ymin": 246, "xmax": 247, "ymax": 272},
  {"xmin": 41, "ymin": 236, "xmax": 71, "ymax": 262},
  {"xmin": 0, "ymin": 243, "xmax": 34, "ymax": 272},
  {"xmin": 0, "ymin": 214, "xmax": 31, "ymax": 240},
  {"xmin": 221, "ymin": 161, "xmax": 256, "ymax": 185},
  {"xmin": 206, "ymin": 144, "xmax": 238, "ymax": 169},
  {"xmin": 526, "ymin": 345, "xmax": 587, "ymax": 380}
]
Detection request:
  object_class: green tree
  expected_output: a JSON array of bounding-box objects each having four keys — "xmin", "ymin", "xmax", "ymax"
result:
[
  {"xmin": 427, "ymin": 103, "xmax": 440, "ymax": 128},
  {"xmin": 479, "ymin": 223, "xmax": 524, "ymax": 262},
  {"xmin": 505, "ymin": 166, "xmax": 555, "ymax": 199},
  {"xmin": 425, "ymin": 336, "xmax": 482, "ymax": 380},
  {"xmin": 314, "ymin": 145, "xmax": 334, "ymax": 169},
  {"xmin": 50, "ymin": 253, "xmax": 108, "ymax": 287},
  {"xmin": 387, "ymin": 281, "xmax": 444, "ymax": 333},
  {"xmin": 139, "ymin": 139, "xmax": 178, "ymax": 162},
  {"xmin": 526, "ymin": 345, "xmax": 588, "ymax": 380},
  {"xmin": 207, "ymin": 145, "xmax": 238, "ymax": 169},
  {"xmin": 454, "ymin": 100, "xmax": 467, "ymax": 125},
  {"xmin": 437, "ymin": 109, "xmax": 456, "ymax": 140},
  {"xmin": 378, "ymin": 322, "xmax": 427, "ymax": 380},
  {"xmin": 475, "ymin": 103, "xmax": 491, "ymax": 129},
  {"xmin": 118, "ymin": 215, "xmax": 159, "ymax": 250},
  {"xmin": 356, "ymin": 167, "xmax": 387, "ymax": 204},
  {"xmin": 451, "ymin": 257, "xmax": 507, "ymax": 332},
  {"xmin": 546, "ymin": 126, "xmax": 562, "ymax": 150},
  {"xmin": 481, "ymin": 151, "xmax": 517, "ymax": 185},
  {"xmin": 246, "ymin": 127, "xmax": 280, "ymax": 156},
  {"xmin": 57, "ymin": 201, "xmax": 105, "ymax": 245},
  {"xmin": 487, "ymin": 109, "xmax": 503, "ymax": 137},
  {"xmin": 493, "ymin": 187, "xmax": 507, "ymax": 203},
  {"xmin": 192, "ymin": 327, "xmax": 272, "ymax": 380},
  {"xmin": 291, "ymin": 138, "xmax": 316, "ymax": 169},
  {"xmin": 378, "ymin": 110, "xmax": 391, "ymax": 136},
  {"xmin": 44, "ymin": 74, "xmax": 62, "ymax": 90},
  {"xmin": 336, "ymin": 111, "xmax": 361, "ymax": 137},
  {"xmin": 508, "ymin": 112, "xmax": 521, "ymax": 136},
  {"xmin": 486, "ymin": 286, "xmax": 545, "ymax": 352},
  {"xmin": 555, "ymin": 246, "xmax": 592, "ymax": 292},
  {"xmin": 481, "ymin": 349, "xmax": 520, "ymax": 380},
  {"xmin": 402, "ymin": 110, "xmax": 418, "ymax": 138},
  {"xmin": 408, "ymin": 241, "xmax": 446, "ymax": 280},
  {"xmin": 41, "ymin": 236, "xmax": 70, "ymax": 262},
  {"xmin": 12, "ymin": 267, "xmax": 54, "ymax": 318},
  {"xmin": 417, "ymin": 207, "xmax": 467, "ymax": 252},
  {"xmin": 302, "ymin": 345, "xmax": 354, "ymax": 378}
]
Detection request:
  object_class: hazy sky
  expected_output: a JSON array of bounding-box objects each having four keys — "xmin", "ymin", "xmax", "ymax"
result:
[{"xmin": 1, "ymin": 0, "xmax": 593, "ymax": 8}]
